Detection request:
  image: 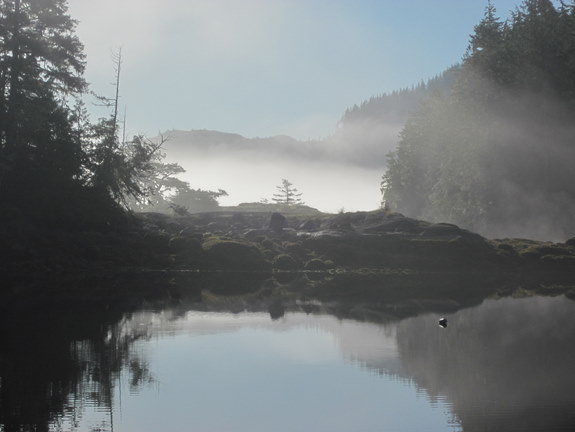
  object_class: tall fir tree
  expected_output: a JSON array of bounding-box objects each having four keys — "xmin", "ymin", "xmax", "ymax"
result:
[
  {"xmin": 0, "ymin": 0, "xmax": 86, "ymax": 150},
  {"xmin": 0, "ymin": 0, "xmax": 87, "ymax": 211}
]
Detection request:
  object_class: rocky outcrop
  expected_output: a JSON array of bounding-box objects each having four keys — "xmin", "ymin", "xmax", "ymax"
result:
[
  {"xmin": 4, "ymin": 209, "xmax": 575, "ymax": 296},
  {"xmin": 133, "ymin": 209, "xmax": 575, "ymax": 273}
]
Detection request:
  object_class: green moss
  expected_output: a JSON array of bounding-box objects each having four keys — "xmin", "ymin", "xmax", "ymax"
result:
[
  {"xmin": 202, "ymin": 237, "xmax": 270, "ymax": 270},
  {"xmin": 304, "ymin": 258, "xmax": 328, "ymax": 270},
  {"xmin": 143, "ymin": 231, "xmax": 171, "ymax": 252},
  {"xmin": 283, "ymin": 241, "xmax": 307, "ymax": 258},
  {"xmin": 169, "ymin": 236, "xmax": 202, "ymax": 254},
  {"xmin": 273, "ymin": 254, "xmax": 299, "ymax": 270},
  {"xmin": 261, "ymin": 238, "xmax": 277, "ymax": 250}
]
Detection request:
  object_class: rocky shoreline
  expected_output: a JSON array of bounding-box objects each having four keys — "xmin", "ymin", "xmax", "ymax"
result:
[
  {"xmin": 3, "ymin": 208, "xmax": 575, "ymax": 319},
  {"xmin": 4, "ymin": 209, "xmax": 575, "ymax": 284}
]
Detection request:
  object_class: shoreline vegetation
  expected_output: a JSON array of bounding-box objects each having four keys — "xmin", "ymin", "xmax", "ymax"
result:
[
  {"xmin": 6, "ymin": 207, "xmax": 575, "ymax": 277},
  {"xmin": 3, "ymin": 206, "xmax": 575, "ymax": 322}
]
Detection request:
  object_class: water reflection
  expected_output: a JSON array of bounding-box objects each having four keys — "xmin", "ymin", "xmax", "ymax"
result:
[
  {"xmin": 91, "ymin": 311, "xmax": 457, "ymax": 432},
  {"xmin": 1, "ymin": 286, "xmax": 575, "ymax": 431},
  {"xmin": 0, "ymin": 306, "xmax": 155, "ymax": 432},
  {"xmin": 395, "ymin": 296, "xmax": 575, "ymax": 431}
]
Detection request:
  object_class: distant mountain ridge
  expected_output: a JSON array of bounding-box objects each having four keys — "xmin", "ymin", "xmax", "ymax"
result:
[
  {"xmin": 161, "ymin": 129, "xmax": 325, "ymax": 161},
  {"xmin": 160, "ymin": 66, "xmax": 460, "ymax": 169}
]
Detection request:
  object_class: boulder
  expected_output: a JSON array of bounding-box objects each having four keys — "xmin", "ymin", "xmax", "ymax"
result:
[
  {"xmin": 304, "ymin": 258, "xmax": 328, "ymax": 270},
  {"xmin": 169, "ymin": 236, "xmax": 202, "ymax": 256},
  {"xmin": 363, "ymin": 217, "xmax": 422, "ymax": 234},
  {"xmin": 269, "ymin": 213, "xmax": 287, "ymax": 233},
  {"xmin": 272, "ymin": 254, "xmax": 299, "ymax": 270},
  {"xmin": 202, "ymin": 238, "xmax": 270, "ymax": 270}
]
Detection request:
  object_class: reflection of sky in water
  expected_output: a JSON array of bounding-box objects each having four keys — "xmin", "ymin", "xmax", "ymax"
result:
[
  {"xmin": 38, "ymin": 295, "xmax": 575, "ymax": 431},
  {"xmin": 71, "ymin": 312, "xmax": 459, "ymax": 432}
]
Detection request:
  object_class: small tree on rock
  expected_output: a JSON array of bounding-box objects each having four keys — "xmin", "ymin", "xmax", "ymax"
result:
[{"xmin": 272, "ymin": 179, "xmax": 303, "ymax": 206}]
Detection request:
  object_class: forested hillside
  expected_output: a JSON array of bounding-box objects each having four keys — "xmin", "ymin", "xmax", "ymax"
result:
[
  {"xmin": 323, "ymin": 67, "xmax": 459, "ymax": 168},
  {"xmin": 383, "ymin": 0, "xmax": 575, "ymax": 241},
  {"xmin": 341, "ymin": 66, "xmax": 459, "ymax": 124}
]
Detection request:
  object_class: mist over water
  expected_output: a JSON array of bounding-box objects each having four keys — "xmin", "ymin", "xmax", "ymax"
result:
[{"xmin": 162, "ymin": 134, "xmax": 386, "ymax": 213}]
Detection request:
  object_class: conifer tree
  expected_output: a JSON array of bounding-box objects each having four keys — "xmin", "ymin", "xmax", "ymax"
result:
[
  {"xmin": 272, "ymin": 179, "xmax": 303, "ymax": 206},
  {"xmin": 464, "ymin": 1, "xmax": 505, "ymax": 76},
  {"xmin": 0, "ymin": 0, "xmax": 86, "ymax": 151},
  {"xmin": 383, "ymin": 0, "xmax": 575, "ymax": 239},
  {"xmin": 0, "ymin": 0, "xmax": 87, "ymax": 210}
]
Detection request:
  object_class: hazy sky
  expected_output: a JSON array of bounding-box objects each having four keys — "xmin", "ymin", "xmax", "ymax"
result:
[{"xmin": 67, "ymin": 0, "xmax": 527, "ymax": 140}]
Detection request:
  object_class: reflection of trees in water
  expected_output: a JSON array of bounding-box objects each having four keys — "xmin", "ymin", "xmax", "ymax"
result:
[
  {"xmin": 0, "ymin": 308, "xmax": 154, "ymax": 432},
  {"xmin": 395, "ymin": 296, "xmax": 575, "ymax": 431},
  {"xmin": 3, "ymin": 270, "xmax": 574, "ymax": 432},
  {"xmin": 0, "ymin": 271, "xmax": 270, "ymax": 431}
]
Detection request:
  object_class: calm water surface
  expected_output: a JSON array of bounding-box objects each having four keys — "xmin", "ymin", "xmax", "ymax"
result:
[{"xmin": 2, "ymin": 295, "xmax": 575, "ymax": 431}]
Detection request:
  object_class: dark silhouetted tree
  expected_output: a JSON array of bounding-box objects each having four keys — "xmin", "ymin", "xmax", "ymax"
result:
[
  {"xmin": 0, "ymin": 0, "xmax": 86, "ymax": 151},
  {"xmin": 170, "ymin": 188, "xmax": 228, "ymax": 214},
  {"xmin": 0, "ymin": 0, "xmax": 89, "ymax": 224}
]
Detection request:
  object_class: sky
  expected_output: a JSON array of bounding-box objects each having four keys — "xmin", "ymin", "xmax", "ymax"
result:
[{"xmin": 66, "ymin": 0, "xmax": 528, "ymax": 141}]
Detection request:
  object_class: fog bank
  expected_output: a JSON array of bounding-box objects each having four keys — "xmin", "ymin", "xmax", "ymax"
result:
[{"xmin": 163, "ymin": 146, "xmax": 383, "ymax": 213}]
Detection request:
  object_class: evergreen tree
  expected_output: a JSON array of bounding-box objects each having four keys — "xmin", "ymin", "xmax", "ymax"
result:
[
  {"xmin": 508, "ymin": 0, "xmax": 561, "ymax": 93},
  {"xmin": 456, "ymin": 1, "xmax": 510, "ymax": 107},
  {"xmin": 272, "ymin": 179, "xmax": 303, "ymax": 206},
  {"xmin": 122, "ymin": 145, "xmax": 194, "ymax": 213},
  {"xmin": 0, "ymin": 0, "xmax": 87, "ymax": 221},
  {"xmin": 0, "ymin": 0, "xmax": 164, "ymax": 227},
  {"xmin": 383, "ymin": 0, "xmax": 575, "ymax": 240},
  {"xmin": 170, "ymin": 188, "xmax": 228, "ymax": 214},
  {"xmin": 0, "ymin": 0, "xmax": 86, "ymax": 151}
]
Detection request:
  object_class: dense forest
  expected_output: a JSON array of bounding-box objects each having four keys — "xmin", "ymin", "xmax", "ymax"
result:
[
  {"xmin": 341, "ymin": 66, "xmax": 459, "ymax": 124},
  {"xmin": 383, "ymin": 0, "xmax": 575, "ymax": 241},
  {"xmin": 0, "ymin": 0, "xmax": 227, "ymax": 228}
]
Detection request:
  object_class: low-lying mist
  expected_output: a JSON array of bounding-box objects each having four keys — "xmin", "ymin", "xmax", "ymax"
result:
[
  {"xmin": 163, "ymin": 139, "xmax": 384, "ymax": 213},
  {"xmin": 384, "ymin": 84, "xmax": 575, "ymax": 241}
]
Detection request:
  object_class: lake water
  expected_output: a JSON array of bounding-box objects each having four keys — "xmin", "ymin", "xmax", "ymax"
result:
[{"xmin": 1, "ymin": 294, "xmax": 575, "ymax": 431}]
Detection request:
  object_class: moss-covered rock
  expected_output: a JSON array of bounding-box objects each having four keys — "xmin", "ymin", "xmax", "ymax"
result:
[
  {"xmin": 269, "ymin": 213, "xmax": 287, "ymax": 233},
  {"xmin": 261, "ymin": 238, "xmax": 278, "ymax": 251},
  {"xmin": 272, "ymin": 254, "xmax": 299, "ymax": 270},
  {"xmin": 304, "ymin": 258, "xmax": 328, "ymax": 270},
  {"xmin": 169, "ymin": 236, "xmax": 201, "ymax": 253},
  {"xmin": 202, "ymin": 237, "xmax": 270, "ymax": 270},
  {"xmin": 283, "ymin": 241, "xmax": 307, "ymax": 259},
  {"xmin": 143, "ymin": 231, "xmax": 171, "ymax": 252}
]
